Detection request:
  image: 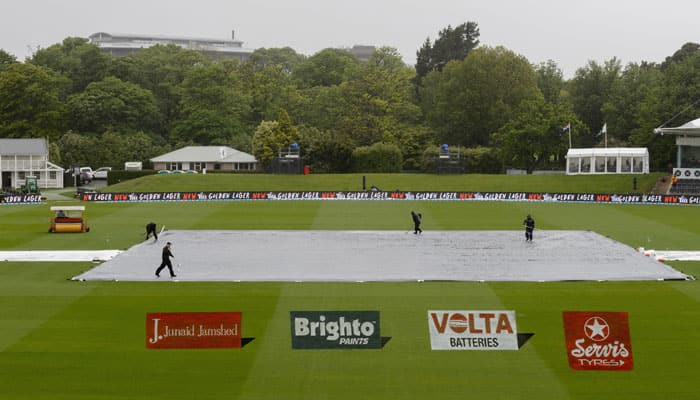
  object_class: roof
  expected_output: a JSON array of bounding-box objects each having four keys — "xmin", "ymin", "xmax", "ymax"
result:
[
  {"xmin": 655, "ymin": 118, "xmax": 700, "ymax": 136},
  {"xmin": 566, "ymin": 147, "xmax": 649, "ymax": 157},
  {"xmin": 0, "ymin": 139, "xmax": 48, "ymax": 155},
  {"xmin": 51, "ymin": 206, "xmax": 85, "ymax": 211},
  {"xmin": 89, "ymin": 32, "xmax": 245, "ymax": 46},
  {"xmin": 151, "ymin": 146, "xmax": 257, "ymax": 163}
]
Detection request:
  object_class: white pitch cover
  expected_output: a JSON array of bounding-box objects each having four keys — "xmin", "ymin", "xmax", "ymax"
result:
[{"xmin": 428, "ymin": 310, "xmax": 519, "ymax": 350}]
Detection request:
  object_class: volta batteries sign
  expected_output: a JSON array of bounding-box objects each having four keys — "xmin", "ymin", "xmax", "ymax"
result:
[
  {"xmin": 428, "ymin": 310, "xmax": 519, "ymax": 350},
  {"xmin": 562, "ymin": 311, "xmax": 634, "ymax": 370},
  {"xmin": 146, "ymin": 312, "xmax": 241, "ymax": 349},
  {"xmin": 290, "ymin": 311, "xmax": 381, "ymax": 349}
]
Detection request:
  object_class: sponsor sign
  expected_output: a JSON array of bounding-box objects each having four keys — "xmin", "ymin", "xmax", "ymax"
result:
[
  {"xmin": 428, "ymin": 310, "xmax": 519, "ymax": 350},
  {"xmin": 146, "ymin": 312, "xmax": 241, "ymax": 349},
  {"xmin": 0, "ymin": 194, "xmax": 43, "ymax": 204},
  {"xmin": 562, "ymin": 311, "xmax": 633, "ymax": 370},
  {"xmin": 79, "ymin": 190, "xmax": 700, "ymax": 205},
  {"xmin": 290, "ymin": 311, "xmax": 381, "ymax": 349}
]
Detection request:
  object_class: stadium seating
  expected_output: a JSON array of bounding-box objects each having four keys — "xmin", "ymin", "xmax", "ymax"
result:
[{"xmin": 668, "ymin": 178, "xmax": 700, "ymax": 194}]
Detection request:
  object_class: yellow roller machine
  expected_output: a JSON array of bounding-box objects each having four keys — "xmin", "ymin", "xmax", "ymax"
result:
[{"xmin": 49, "ymin": 206, "xmax": 90, "ymax": 233}]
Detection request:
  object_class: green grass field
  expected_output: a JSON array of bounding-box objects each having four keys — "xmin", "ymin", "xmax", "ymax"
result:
[{"xmin": 1, "ymin": 174, "xmax": 698, "ymax": 399}]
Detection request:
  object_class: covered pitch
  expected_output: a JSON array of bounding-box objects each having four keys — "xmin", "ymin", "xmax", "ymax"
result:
[{"xmin": 71, "ymin": 230, "xmax": 690, "ymax": 282}]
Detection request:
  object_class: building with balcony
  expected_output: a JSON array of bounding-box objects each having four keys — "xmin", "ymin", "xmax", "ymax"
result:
[
  {"xmin": 88, "ymin": 31, "xmax": 254, "ymax": 61},
  {"xmin": 0, "ymin": 139, "xmax": 64, "ymax": 189}
]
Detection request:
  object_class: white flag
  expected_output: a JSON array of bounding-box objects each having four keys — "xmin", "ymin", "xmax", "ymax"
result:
[{"xmin": 600, "ymin": 123, "xmax": 607, "ymax": 135}]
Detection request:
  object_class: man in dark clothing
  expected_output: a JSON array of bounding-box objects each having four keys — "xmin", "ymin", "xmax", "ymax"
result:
[
  {"xmin": 155, "ymin": 242, "xmax": 176, "ymax": 278},
  {"xmin": 145, "ymin": 222, "xmax": 158, "ymax": 242},
  {"xmin": 523, "ymin": 214, "xmax": 535, "ymax": 241},
  {"xmin": 411, "ymin": 211, "xmax": 423, "ymax": 234}
]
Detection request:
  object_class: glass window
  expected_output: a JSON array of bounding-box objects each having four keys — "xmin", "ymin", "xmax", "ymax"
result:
[
  {"xmin": 49, "ymin": 171, "xmax": 57, "ymax": 180},
  {"xmin": 621, "ymin": 157, "xmax": 632, "ymax": 172},
  {"xmin": 606, "ymin": 157, "xmax": 617, "ymax": 173},
  {"xmin": 580, "ymin": 158, "xmax": 591, "ymax": 173},
  {"xmin": 595, "ymin": 158, "xmax": 605, "ymax": 173},
  {"xmin": 568, "ymin": 157, "xmax": 579, "ymax": 174}
]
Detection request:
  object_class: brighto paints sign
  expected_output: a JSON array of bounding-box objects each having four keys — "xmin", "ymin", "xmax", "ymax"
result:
[
  {"xmin": 428, "ymin": 310, "xmax": 519, "ymax": 350},
  {"xmin": 290, "ymin": 311, "xmax": 381, "ymax": 349}
]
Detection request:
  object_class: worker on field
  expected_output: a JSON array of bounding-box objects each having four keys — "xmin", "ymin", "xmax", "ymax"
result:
[
  {"xmin": 411, "ymin": 211, "xmax": 423, "ymax": 235},
  {"xmin": 523, "ymin": 214, "xmax": 535, "ymax": 241},
  {"xmin": 145, "ymin": 222, "xmax": 158, "ymax": 242},
  {"xmin": 155, "ymin": 242, "xmax": 176, "ymax": 278}
]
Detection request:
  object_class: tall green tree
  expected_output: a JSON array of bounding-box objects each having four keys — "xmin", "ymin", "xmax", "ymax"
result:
[
  {"xmin": 0, "ymin": 63, "xmax": 68, "ymax": 139},
  {"xmin": 415, "ymin": 21, "xmax": 480, "ymax": 81},
  {"xmin": 30, "ymin": 37, "xmax": 111, "ymax": 94},
  {"xmin": 535, "ymin": 60, "xmax": 565, "ymax": 104},
  {"xmin": 0, "ymin": 49, "xmax": 17, "ymax": 71},
  {"xmin": 568, "ymin": 58, "xmax": 622, "ymax": 145},
  {"xmin": 248, "ymin": 47, "xmax": 305, "ymax": 73},
  {"xmin": 292, "ymin": 48, "xmax": 360, "ymax": 88},
  {"xmin": 237, "ymin": 62, "xmax": 301, "ymax": 123},
  {"xmin": 111, "ymin": 45, "xmax": 210, "ymax": 136},
  {"xmin": 420, "ymin": 46, "xmax": 541, "ymax": 147},
  {"xmin": 251, "ymin": 110, "xmax": 300, "ymax": 169},
  {"xmin": 337, "ymin": 47, "xmax": 422, "ymax": 148},
  {"xmin": 172, "ymin": 63, "xmax": 252, "ymax": 146},
  {"xmin": 66, "ymin": 77, "xmax": 160, "ymax": 134},
  {"xmin": 491, "ymin": 98, "xmax": 580, "ymax": 172}
]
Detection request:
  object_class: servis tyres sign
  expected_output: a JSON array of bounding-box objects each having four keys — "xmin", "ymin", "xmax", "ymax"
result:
[
  {"xmin": 562, "ymin": 311, "xmax": 634, "ymax": 371},
  {"xmin": 428, "ymin": 310, "xmax": 519, "ymax": 350}
]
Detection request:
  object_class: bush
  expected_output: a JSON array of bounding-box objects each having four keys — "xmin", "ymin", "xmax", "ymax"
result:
[
  {"xmin": 463, "ymin": 147, "xmax": 502, "ymax": 173},
  {"xmin": 352, "ymin": 143, "xmax": 403, "ymax": 173}
]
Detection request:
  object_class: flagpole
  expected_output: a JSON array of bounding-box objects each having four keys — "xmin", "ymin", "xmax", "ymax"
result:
[
  {"xmin": 603, "ymin": 122, "xmax": 608, "ymax": 149},
  {"xmin": 568, "ymin": 122, "xmax": 572, "ymax": 149}
]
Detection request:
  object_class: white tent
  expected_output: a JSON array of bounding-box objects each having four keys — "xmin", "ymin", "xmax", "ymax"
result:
[{"xmin": 566, "ymin": 148, "xmax": 649, "ymax": 175}]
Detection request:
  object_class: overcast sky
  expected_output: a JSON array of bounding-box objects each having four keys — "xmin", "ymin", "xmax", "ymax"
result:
[{"xmin": 2, "ymin": 0, "xmax": 697, "ymax": 78}]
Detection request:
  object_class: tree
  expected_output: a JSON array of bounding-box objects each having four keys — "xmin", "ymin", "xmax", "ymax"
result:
[
  {"xmin": 172, "ymin": 63, "xmax": 252, "ymax": 146},
  {"xmin": 292, "ymin": 48, "xmax": 360, "ymax": 88},
  {"xmin": 251, "ymin": 110, "xmax": 300, "ymax": 169},
  {"xmin": 415, "ymin": 22, "xmax": 480, "ymax": 81},
  {"xmin": 297, "ymin": 124, "xmax": 355, "ymax": 173},
  {"xmin": 248, "ymin": 47, "xmax": 305, "ymax": 73},
  {"xmin": 29, "ymin": 37, "xmax": 111, "ymax": 94},
  {"xmin": 420, "ymin": 46, "xmax": 541, "ymax": 147},
  {"xmin": 0, "ymin": 49, "xmax": 17, "ymax": 71},
  {"xmin": 0, "ymin": 63, "xmax": 68, "ymax": 139},
  {"xmin": 111, "ymin": 44, "xmax": 210, "ymax": 136},
  {"xmin": 337, "ymin": 47, "xmax": 422, "ymax": 148},
  {"xmin": 491, "ymin": 98, "xmax": 579, "ymax": 172},
  {"xmin": 237, "ymin": 62, "xmax": 301, "ymax": 123},
  {"xmin": 66, "ymin": 77, "xmax": 160, "ymax": 134},
  {"xmin": 603, "ymin": 62, "xmax": 664, "ymax": 146},
  {"xmin": 568, "ymin": 58, "xmax": 622, "ymax": 146},
  {"xmin": 535, "ymin": 60, "xmax": 565, "ymax": 104}
]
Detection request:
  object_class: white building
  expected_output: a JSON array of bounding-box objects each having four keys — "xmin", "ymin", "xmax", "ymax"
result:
[
  {"xmin": 151, "ymin": 146, "xmax": 257, "ymax": 172},
  {"xmin": 0, "ymin": 139, "xmax": 64, "ymax": 189},
  {"xmin": 88, "ymin": 32, "xmax": 254, "ymax": 61},
  {"xmin": 566, "ymin": 148, "xmax": 649, "ymax": 175}
]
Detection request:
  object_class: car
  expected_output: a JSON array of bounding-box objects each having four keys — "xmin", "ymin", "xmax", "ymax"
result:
[
  {"xmin": 79, "ymin": 167, "xmax": 94, "ymax": 178},
  {"xmin": 93, "ymin": 167, "xmax": 112, "ymax": 180},
  {"xmin": 78, "ymin": 167, "xmax": 94, "ymax": 184}
]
